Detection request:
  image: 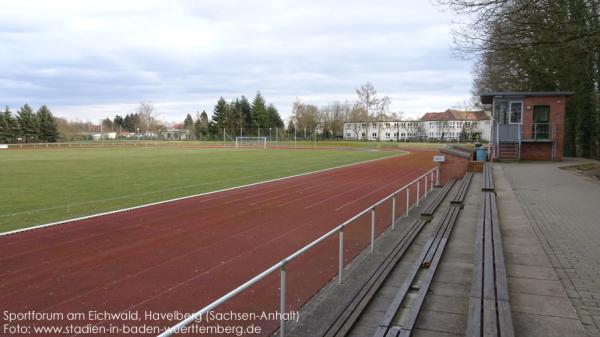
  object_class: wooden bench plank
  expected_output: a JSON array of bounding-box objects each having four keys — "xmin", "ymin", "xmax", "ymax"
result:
[
  {"xmin": 467, "ymin": 164, "xmax": 514, "ymax": 337},
  {"xmin": 482, "ymin": 163, "xmax": 495, "ymax": 192},
  {"xmin": 377, "ymin": 205, "xmax": 463, "ymax": 337},
  {"xmin": 423, "ymin": 206, "xmax": 458, "ymax": 267},
  {"xmin": 497, "ymin": 300, "xmax": 515, "ymax": 337},
  {"xmin": 483, "ymin": 298, "xmax": 499, "ymax": 337},
  {"xmin": 421, "ymin": 180, "xmax": 456, "ymax": 217},
  {"xmin": 490, "ymin": 196, "xmax": 510, "ymax": 302},
  {"xmin": 400, "ymin": 239, "xmax": 448, "ymax": 334},
  {"xmin": 375, "ymin": 238, "xmax": 435, "ymax": 337},
  {"xmin": 451, "ymin": 172, "xmax": 473, "ymax": 205},
  {"xmin": 483, "ymin": 194, "xmax": 496, "ymax": 300},
  {"xmin": 385, "ymin": 326, "xmax": 402, "ymax": 337},
  {"xmin": 324, "ymin": 219, "xmax": 428, "ymax": 337}
]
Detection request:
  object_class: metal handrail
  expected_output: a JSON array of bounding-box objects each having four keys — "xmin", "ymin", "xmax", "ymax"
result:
[
  {"xmin": 157, "ymin": 166, "xmax": 438, "ymax": 337},
  {"xmin": 520, "ymin": 123, "xmax": 554, "ymax": 141}
]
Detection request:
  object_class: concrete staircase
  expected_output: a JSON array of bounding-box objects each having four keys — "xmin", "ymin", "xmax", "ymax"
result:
[{"xmin": 498, "ymin": 142, "xmax": 519, "ymax": 160}]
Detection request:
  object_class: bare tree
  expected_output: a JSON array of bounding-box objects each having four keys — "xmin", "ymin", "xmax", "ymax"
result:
[
  {"xmin": 136, "ymin": 102, "xmax": 161, "ymax": 134},
  {"xmin": 291, "ymin": 100, "xmax": 320, "ymax": 138},
  {"xmin": 346, "ymin": 103, "xmax": 368, "ymax": 140},
  {"xmin": 320, "ymin": 101, "xmax": 353, "ymax": 138},
  {"xmin": 356, "ymin": 82, "xmax": 382, "ymax": 119},
  {"xmin": 355, "ymin": 82, "xmax": 392, "ymax": 140}
]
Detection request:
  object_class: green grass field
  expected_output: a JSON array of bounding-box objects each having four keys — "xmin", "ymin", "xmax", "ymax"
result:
[
  {"xmin": 0, "ymin": 147, "xmax": 399, "ymax": 233},
  {"xmin": 7, "ymin": 140, "xmax": 452, "ymax": 150}
]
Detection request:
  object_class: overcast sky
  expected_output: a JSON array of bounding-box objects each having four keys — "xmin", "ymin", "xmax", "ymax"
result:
[{"xmin": 0, "ymin": 0, "xmax": 473, "ymax": 123}]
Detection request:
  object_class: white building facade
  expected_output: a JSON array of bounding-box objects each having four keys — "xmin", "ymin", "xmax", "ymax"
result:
[
  {"xmin": 344, "ymin": 121, "xmax": 422, "ymax": 141},
  {"xmin": 343, "ymin": 109, "xmax": 491, "ymax": 142}
]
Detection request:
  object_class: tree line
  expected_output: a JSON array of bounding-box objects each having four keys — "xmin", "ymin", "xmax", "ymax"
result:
[
  {"xmin": 436, "ymin": 0, "xmax": 600, "ymax": 159},
  {"xmin": 0, "ymin": 85, "xmax": 399, "ymax": 143},
  {"xmin": 178, "ymin": 84, "xmax": 400, "ymax": 141},
  {"xmin": 289, "ymin": 82, "xmax": 403, "ymax": 139},
  {"xmin": 179, "ymin": 92, "xmax": 284, "ymax": 140},
  {"xmin": 101, "ymin": 102, "xmax": 164, "ymax": 134},
  {"xmin": 0, "ymin": 105, "xmax": 59, "ymax": 143}
]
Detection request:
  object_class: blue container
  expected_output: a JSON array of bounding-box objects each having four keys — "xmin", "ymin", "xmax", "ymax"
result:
[{"xmin": 476, "ymin": 147, "xmax": 488, "ymax": 161}]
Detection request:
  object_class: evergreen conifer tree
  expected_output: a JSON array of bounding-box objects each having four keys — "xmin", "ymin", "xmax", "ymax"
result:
[
  {"xmin": 37, "ymin": 105, "xmax": 59, "ymax": 142},
  {"xmin": 211, "ymin": 97, "xmax": 228, "ymax": 135},
  {"xmin": 266, "ymin": 104, "xmax": 284, "ymax": 128},
  {"xmin": 17, "ymin": 104, "xmax": 39, "ymax": 143},
  {"xmin": 251, "ymin": 92, "xmax": 267, "ymax": 131},
  {"xmin": 0, "ymin": 107, "xmax": 17, "ymax": 143}
]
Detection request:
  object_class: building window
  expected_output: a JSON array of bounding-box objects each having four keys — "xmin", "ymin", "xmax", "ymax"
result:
[
  {"xmin": 386, "ymin": 133, "xmax": 390, "ymax": 139},
  {"xmin": 495, "ymin": 101, "xmax": 522, "ymax": 124},
  {"xmin": 372, "ymin": 133, "xmax": 377, "ymax": 138},
  {"xmin": 510, "ymin": 102, "xmax": 522, "ymax": 123}
]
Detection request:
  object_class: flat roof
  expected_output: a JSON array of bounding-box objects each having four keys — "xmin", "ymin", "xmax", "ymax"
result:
[{"xmin": 480, "ymin": 91, "xmax": 574, "ymax": 104}]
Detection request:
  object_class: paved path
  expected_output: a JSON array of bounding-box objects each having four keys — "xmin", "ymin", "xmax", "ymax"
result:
[{"xmin": 500, "ymin": 159, "xmax": 600, "ymax": 336}]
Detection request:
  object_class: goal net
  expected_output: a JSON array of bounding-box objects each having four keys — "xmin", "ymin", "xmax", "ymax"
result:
[{"xmin": 235, "ymin": 137, "xmax": 267, "ymax": 148}]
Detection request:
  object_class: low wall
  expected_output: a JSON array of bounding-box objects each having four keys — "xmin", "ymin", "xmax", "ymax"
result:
[
  {"xmin": 520, "ymin": 142, "xmax": 554, "ymax": 161},
  {"xmin": 438, "ymin": 147, "xmax": 471, "ymax": 184}
]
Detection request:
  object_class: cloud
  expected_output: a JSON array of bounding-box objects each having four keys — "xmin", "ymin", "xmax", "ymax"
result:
[{"xmin": 0, "ymin": 0, "xmax": 473, "ymax": 122}]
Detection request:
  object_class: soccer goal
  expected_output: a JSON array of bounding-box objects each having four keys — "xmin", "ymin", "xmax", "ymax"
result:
[{"xmin": 235, "ymin": 136, "xmax": 267, "ymax": 148}]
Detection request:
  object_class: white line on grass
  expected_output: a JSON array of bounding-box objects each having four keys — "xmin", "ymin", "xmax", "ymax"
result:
[
  {"xmin": 0, "ymin": 150, "xmax": 377, "ymax": 218},
  {"xmin": 0, "ymin": 151, "xmax": 408, "ymax": 237}
]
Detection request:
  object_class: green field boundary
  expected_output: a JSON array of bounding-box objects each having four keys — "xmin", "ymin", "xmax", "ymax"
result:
[
  {"xmin": 2, "ymin": 140, "xmax": 458, "ymax": 150},
  {"xmin": 0, "ymin": 150, "xmax": 407, "ymax": 236}
]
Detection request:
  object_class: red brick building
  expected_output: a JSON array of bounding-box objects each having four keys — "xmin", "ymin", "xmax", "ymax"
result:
[{"xmin": 480, "ymin": 92, "xmax": 573, "ymax": 161}]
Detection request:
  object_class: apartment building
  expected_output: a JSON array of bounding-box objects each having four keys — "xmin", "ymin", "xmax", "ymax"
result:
[{"xmin": 343, "ymin": 109, "xmax": 491, "ymax": 142}]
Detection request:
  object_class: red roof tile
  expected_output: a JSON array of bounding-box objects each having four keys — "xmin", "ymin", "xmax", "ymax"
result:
[{"xmin": 420, "ymin": 109, "xmax": 489, "ymax": 122}]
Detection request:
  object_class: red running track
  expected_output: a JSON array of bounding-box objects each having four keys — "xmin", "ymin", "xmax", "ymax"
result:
[{"xmin": 0, "ymin": 149, "xmax": 435, "ymax": 337}]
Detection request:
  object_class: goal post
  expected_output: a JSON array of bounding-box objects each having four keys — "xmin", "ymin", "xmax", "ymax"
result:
[{"xmin": 235, "ymin": 136, "xmax": 267, "ymax": 149}]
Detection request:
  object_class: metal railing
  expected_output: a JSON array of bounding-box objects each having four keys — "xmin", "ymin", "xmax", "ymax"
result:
[
  {"xmin": 520, "ymin": 123, "xmax": 555, "ymax": 141},
  {"xmin": 5, "ymin": 141, "xmax": 166, "ymax": 149},
  {"xmin": 495, "ymin": 123, "xmax": 555, "ymax": 143},
  {"xmin": 157, "ymin": 166, "xmax": 439, "ymax": 337}
]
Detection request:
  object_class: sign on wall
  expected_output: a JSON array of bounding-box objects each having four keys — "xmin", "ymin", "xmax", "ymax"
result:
[{"xmin": 433, "ymin": 155, "xmax": 445, "ymax": 162}]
